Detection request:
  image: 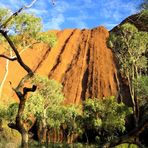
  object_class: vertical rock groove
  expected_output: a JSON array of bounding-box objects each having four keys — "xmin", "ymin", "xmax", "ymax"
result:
[
  {"xmin": 33, "ymin": 47, "xmax": 51, "ymax": 72},
  {"xmin": 48, "ymin": 29, "xmax": 76, "ymax": 78}
]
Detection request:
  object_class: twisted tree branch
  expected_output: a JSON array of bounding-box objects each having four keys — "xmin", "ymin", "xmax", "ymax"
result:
[
  {"xmin": 0, "ymin": 30, "xmax": 33, "ymax": 75},
  {"xmin": 14, "ymin": 85, "xmax": 37, "ymax": 101},
  {"xmin": 0, "ymin": 54, "xmax": 17, "ymax": 61}
]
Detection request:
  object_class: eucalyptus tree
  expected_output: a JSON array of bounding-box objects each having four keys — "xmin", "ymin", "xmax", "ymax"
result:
[
  {"xmin": 0, "ymin": 1, "xmax": 56, "ymax": 147},
  {"xmin": 82, "ymin": 97, "xmax": 132, "ymax": 144},
  {"xmin": 135, "ymin": 76, "xmax": 148, "ymax": 131},
  {"xmin": 25, "ymin": 75, "xmax": 64, "ymax": 144},
  {"xmin": 59, "ymin": 105, "xmax": 82, "ymax": 143},
  {"xmin": 108, "ymin": 23, "xmax": 148, "ymax": 128}
]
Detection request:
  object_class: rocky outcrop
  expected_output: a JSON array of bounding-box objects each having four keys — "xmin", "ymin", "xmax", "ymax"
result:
[
  {"xmin": 0, "ymin": 26, "xmax": 119, "ymax": 104},
  {"xmin": 111, "ymin": 12, "xmax": 148, "ymax": 32}
]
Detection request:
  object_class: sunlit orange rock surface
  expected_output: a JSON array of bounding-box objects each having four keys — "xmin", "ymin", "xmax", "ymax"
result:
[{"xmin": 0, "ymin": 26, "xmax": 119, "ymax": 104}]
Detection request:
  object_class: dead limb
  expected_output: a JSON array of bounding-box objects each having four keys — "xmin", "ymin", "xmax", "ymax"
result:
[
  {"xmin": 0, "ymin": 54, "xmax": 17, "ymax": 61},
  {"xmin": 103, "ymin": 120, "xmax": 148, "ymax": 148}
]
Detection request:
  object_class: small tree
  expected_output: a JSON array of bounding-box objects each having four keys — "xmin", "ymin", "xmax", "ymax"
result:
[
  {"xmin": 24, "ymin": 75, "xmax": 64, "ymax": 144},
  {"xmin": 59, "ymin": 105, "xmax": 82, "ymax": 143},
  {"xmin": 83, "ymin": 97, "xmax": 132, "ymax": 144}
]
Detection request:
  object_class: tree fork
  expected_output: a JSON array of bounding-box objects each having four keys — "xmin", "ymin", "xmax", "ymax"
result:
[{"xmin": 0, "ymin": 30, "xmax": 33, "ymax": 75}]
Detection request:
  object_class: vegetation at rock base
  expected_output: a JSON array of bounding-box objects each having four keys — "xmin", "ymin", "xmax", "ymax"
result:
[
  {"xmin": 81, "ymin": 97, "xmax": 132, "ymax": 145},
  {"xmin": 108, "ymin": 22, "xmax": 148, "ymax": 147},
  {"xmin": 0, "ymin": 94, "xmax": 132, "ymax": 147}
]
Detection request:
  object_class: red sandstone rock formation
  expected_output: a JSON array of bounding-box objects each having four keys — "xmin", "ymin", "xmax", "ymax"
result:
[{"xmin": 0, "ymin": 26, "xmax": 119, "ymax": 104}]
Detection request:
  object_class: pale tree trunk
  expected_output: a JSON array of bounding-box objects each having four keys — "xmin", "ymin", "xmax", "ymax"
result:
[
  {"xmin": 22, "ymin": 131, "xmax": 29, "ymax": 148},
  {"xmin": 131, "ymin": 65, "xmax": 138, "ymax": 127},
  {"xmin": 46, "ymin": 127, "xmax": 50, "ymax": 148},
  {"xmin": 133, "ymin": 65, "xmax": 139, "ymax": 128},
  {"xmin": 0, "ymin": 50, "xmax": 12, "ymax": 98},
  {"xmin": 0, "ymin": 58, "xmax": 9, "ymax": 98},
  {"xmin": 127, "ymin": 64, "xmax": 139, "ymax": 128},
  {"xmin": 40, "ymin": 110, "xmax": 47, "ymax": 144},
  {"xmin": 0, "ymin": 48, "xmax": 27, "ymax": 98}
]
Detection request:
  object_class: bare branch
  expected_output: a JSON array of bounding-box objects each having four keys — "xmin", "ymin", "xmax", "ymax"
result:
[
  {"xmin": 0, "ymin": 0, "xmax": 38, "ymax": 29},
  {"xmin": 24, "ymin": 0, "xmax": 38, "ymax": 8},
  {"xmin": 0, "ymin": 41, "xmax": 39, "ymax": 62},
  {"xmin": 0, "ymin": 54, "xmax": 17, "ymax": 61},
  {"xmin": 0, "ymin": 30, "xmax": 33, "ymax": 75},
  {"xmin": 23, "ymin": 85, "xmax": 37, "ymax": 96},
  {"xmin": 13, "ymin": 85, "xmax": 37, "ymax": 101},
  {"xmin": 0, "ymin": 7, "xmax": 23, "ymax": 29},
  {"xmin": 8, "ymin": 122, "xmax": 18, "ymax": 130}
]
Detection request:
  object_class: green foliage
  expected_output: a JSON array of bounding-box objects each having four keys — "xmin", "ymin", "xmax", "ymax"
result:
[
  {"xmin": 108, "ymin": 23, "xmax": 148, "ymax": 77},
  {"xmin": 31, "ymin": 74, "xmax": 64, "ymax": 106},
  {"xmin": 0, "ymin": 8, "xmax": 57, "ymax": 49},
  {"xmin": 0, "ymin": 121, "xmax": 21, "ymax": 148},
  {"xmin": 0, "ymin": 8, "xmax": 12, "ymax": 42},
  {"xmin": 0, "ymin": 8, "xmax": 12, "ymax": 28},
  {"xmin": 25, "ymin": 75, "xmax": 82, "ymax": 142},
  {"xmin": 7, "ymin": 103, "xmax": 18, "ymax": 122},
  {"xmin": 0, "ymin": 105, "xmax": 7, "ymax": 120},
  {"xmin": 135, "ymin": 76, "xmax": 148, "ymax": 123},
  {"xmin": 29, "ymin": 141, "xmax": 97, "ymax": 148},
  {"xmin": 22, "ymin": 75, "xmax": 64, "ymax": 120},
  {"xmin": 37, "ymin": 32, "xmax": 57, "ymax": 47},
  {"xmin": 46, "ymin": 105, "xmax": 64, "ymax": 129},
  {"xmin": 0, "ymin": 103, "xmax": 19, "ymax": 123},
  {"xmin": 45, "ymin": 104, "xmax": 82, "ymax": 135},
  {"xmin": 0, "ymin": 103, "xmax": 19, "ymax": 122},
  {"xmin": 116, "ymin": 143, "xmax": 138, "ymax": 148},
  {"xmin": 60, "ymin": 105, "xmax": 82, "ymax": 134},
  {"xmin": 135, "ymin": 76, "xmax": 148, "ymax": 104},
  {"xmin": 23, "ymin": 93, "xmax": 44, "ymax": 120},
  {"xmin": 0, "ymin": 105, "xmax": 21, "ymax": 147},
  {"xmin": 14, "ymin": 13, "xmax": 42, "ymax": 36},
  {"xmin": 83, "ymin": 97, "xmax": 132, "ymax": 142},
  {"xmin": 108, "ymin": 24, "xmax": 148, "ymax": 128},
  {"xmin": 15, "ymin": 75, "xmax": 64, "ymax": 133}
]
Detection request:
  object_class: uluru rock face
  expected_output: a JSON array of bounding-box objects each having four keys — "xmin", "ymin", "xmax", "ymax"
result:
[{"xmin": 0, "ymin": 26, "xmax": 119, "ymax": 104}]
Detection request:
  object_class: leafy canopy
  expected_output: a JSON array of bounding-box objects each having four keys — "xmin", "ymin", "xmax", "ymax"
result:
[
  {"xmin": 108, "ymin": 23, "xmax": 148, "ymax": 77},
  {"xmin": 23, "ymin": 75, "xmax": 64, "ymax": 119},
  {"xmin": 83, "ymin": 97, "xmax": 132, "ymax": 142},
  {"xmin": 0, "ymin": 8, "xmax": 57, "ymax": 49}
]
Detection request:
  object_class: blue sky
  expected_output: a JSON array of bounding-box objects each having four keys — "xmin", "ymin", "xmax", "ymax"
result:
[{"xmin": 0, "ymin": 0, "xmax": 142, "ymax": 31}]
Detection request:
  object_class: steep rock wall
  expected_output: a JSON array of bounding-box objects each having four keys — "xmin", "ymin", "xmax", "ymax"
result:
[{"xmin": 0, "ymin": 26, "xmax": 119, "ymax": 104}]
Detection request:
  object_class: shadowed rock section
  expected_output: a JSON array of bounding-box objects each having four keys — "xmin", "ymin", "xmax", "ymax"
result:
[
  {"xmin": 110, "ymin": 12, "xmax": 148, "ymax": 32},
  {"xmin": 0, "ymin": 27, "xmax": 119, "ymax": 104}
]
